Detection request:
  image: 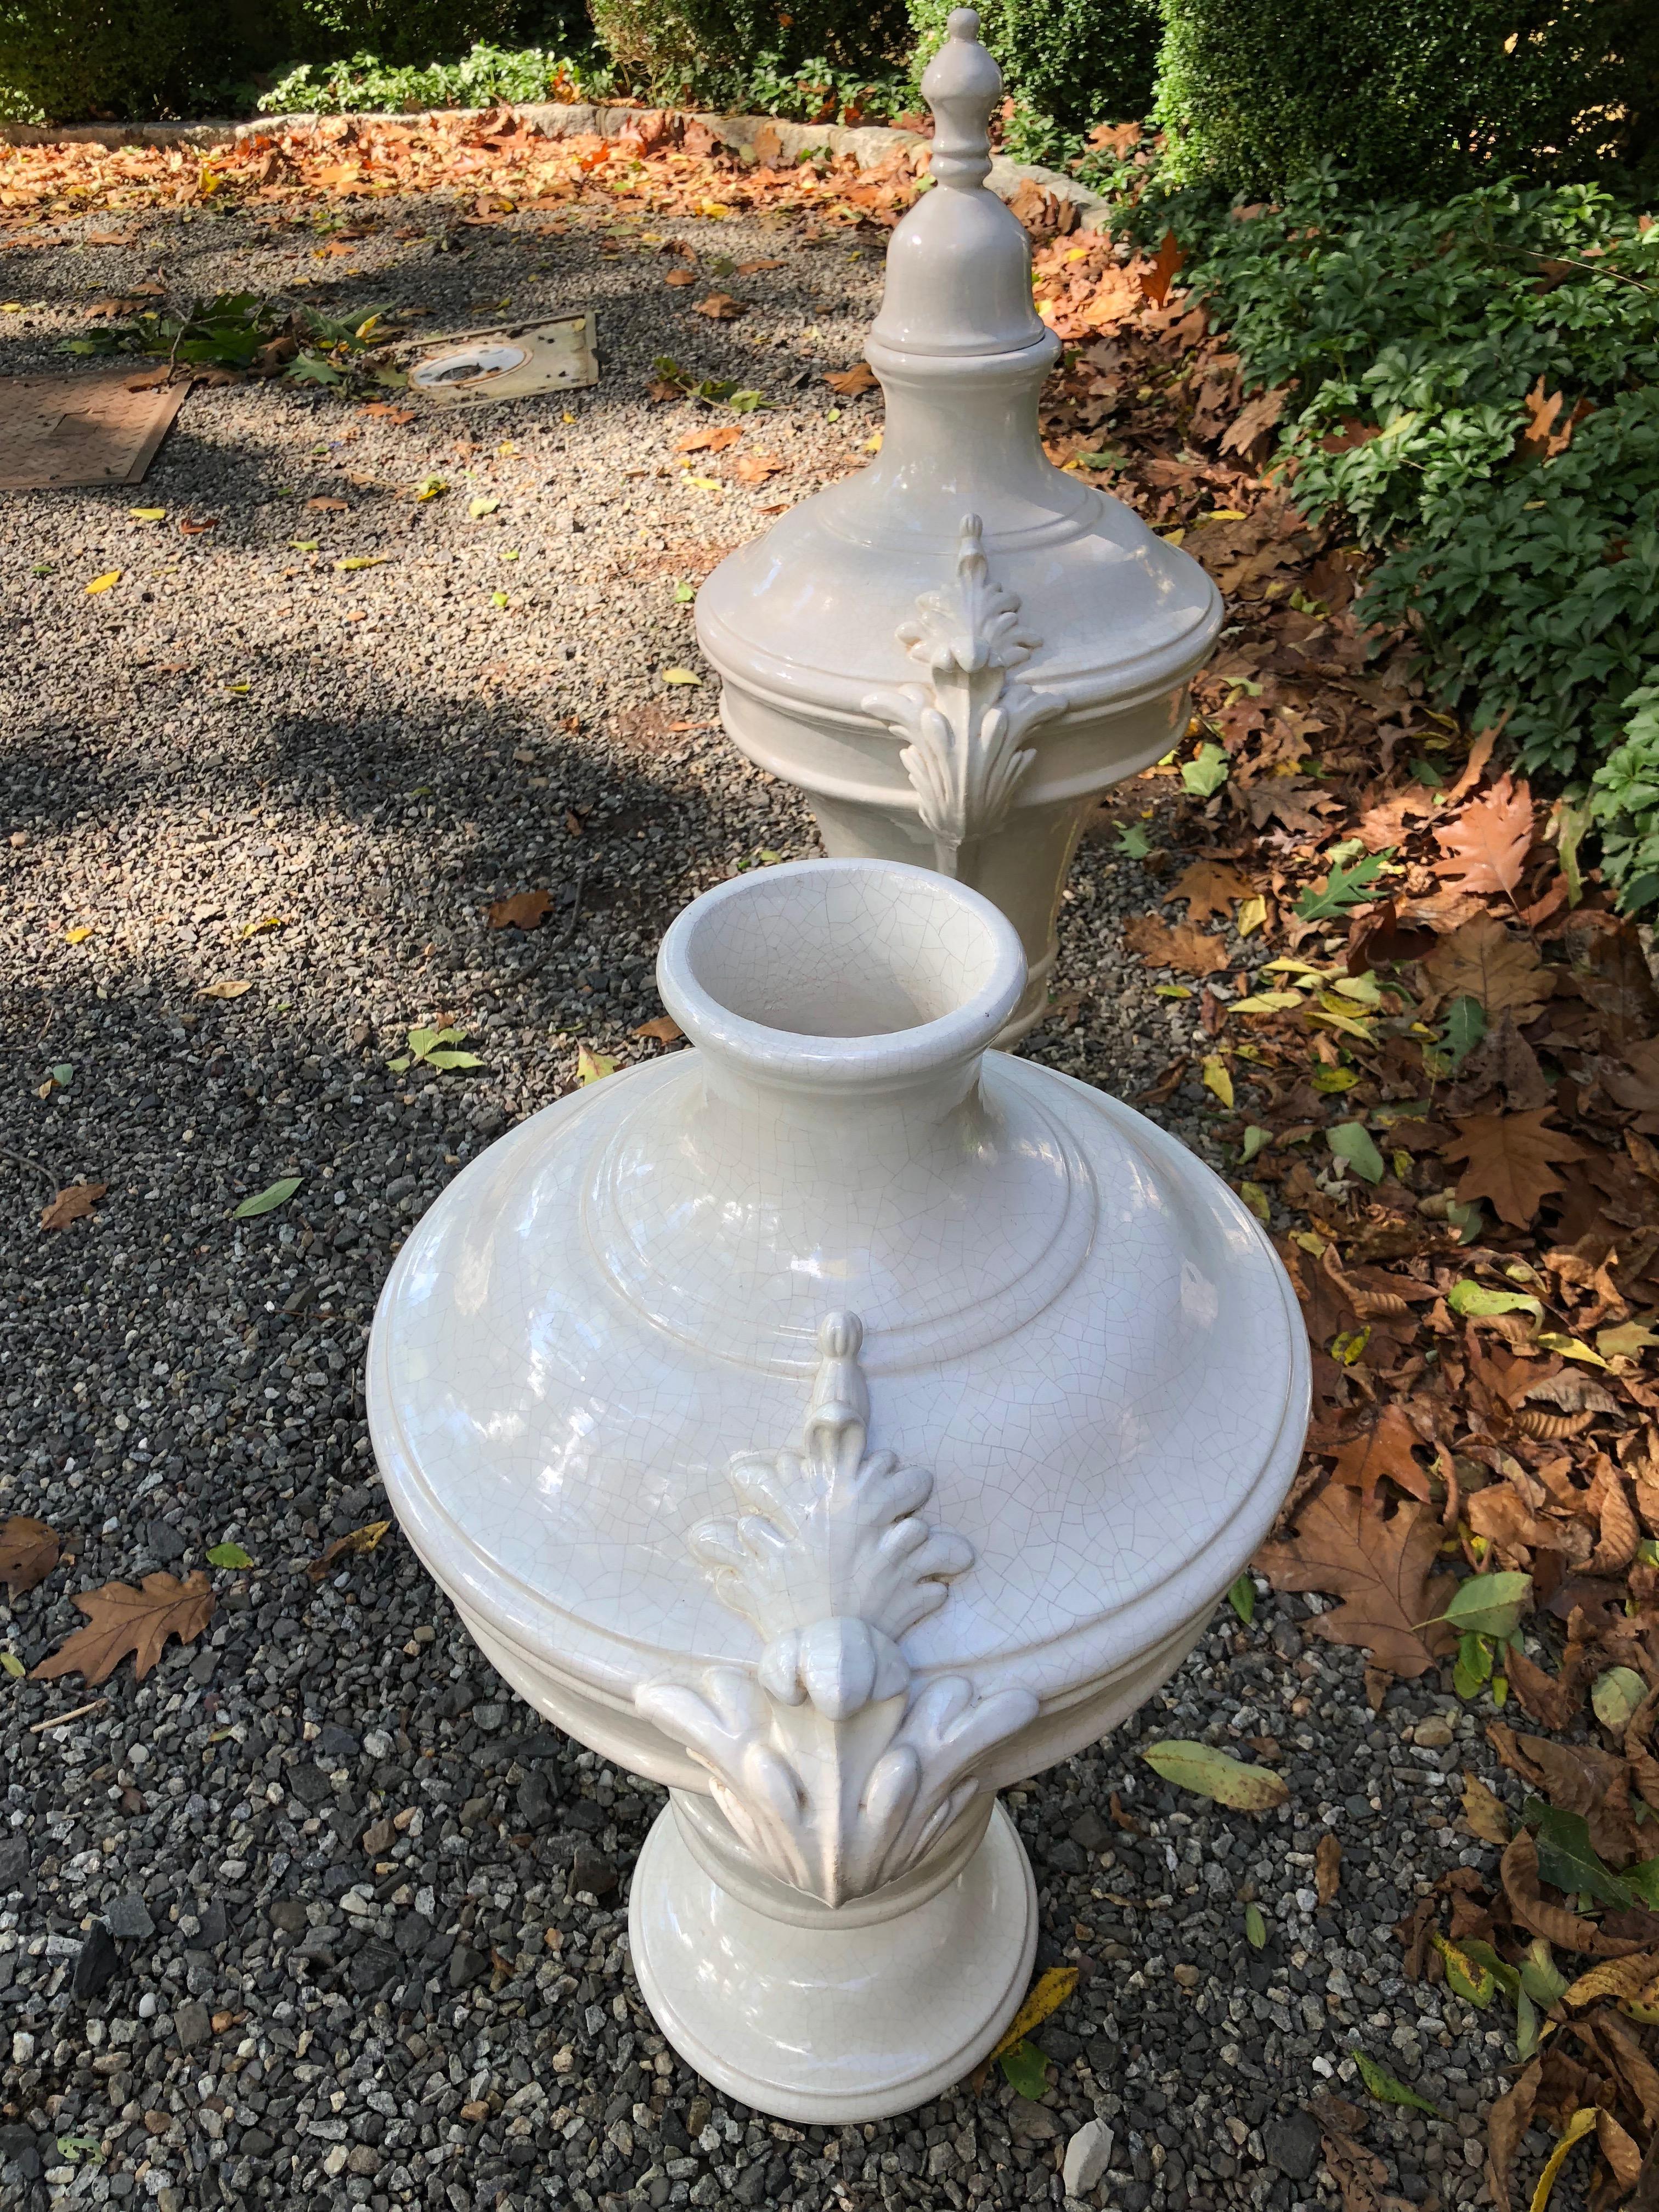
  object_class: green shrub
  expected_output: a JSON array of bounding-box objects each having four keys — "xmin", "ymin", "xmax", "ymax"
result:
[
  {"xmin": 0, "ymin": 0, "xmax": 588, "ymax": 121},
  {"xmin": 1590, "ymin": 688, "xmax": 1659, "ymax": 911},
  {"xmin": 1155, "ymin": 0, "xmax": 1659, "ymax": 198},
  {"xmin": 292, "ymin": 0, "xmax": 584, "ymax": 71},
  {"xmin": 261, "ymin": 40, "xmax": 611, "ymax": 114},
  {"xmin": 1170, "ymin": 167, "xmax": 1659, "ymax": 906},
  {"xmin": 590, "ymin": 0, "xmax": 906, "ymax": 106},
  {"xmin": 0, "ymin": 0, "xmax": 279, "ymax": 121},
  {"xmin": 908, "ymin": 0, "xmax": 1158, "ymax": 138}
]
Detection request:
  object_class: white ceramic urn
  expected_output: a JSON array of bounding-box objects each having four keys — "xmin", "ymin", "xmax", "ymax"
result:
[
  {"xmin": 696, "ymin": 10, "xmax": 1222, "ymax": 1041},
  {"xmin": 368, "ymin": 857, "xmax": 1308, "ymax": 2122}
]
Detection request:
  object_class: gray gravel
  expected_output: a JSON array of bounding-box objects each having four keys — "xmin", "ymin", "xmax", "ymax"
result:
[{"xmin": 2, "ymin": 188, "xmax": 1532, "ymax": 2212}]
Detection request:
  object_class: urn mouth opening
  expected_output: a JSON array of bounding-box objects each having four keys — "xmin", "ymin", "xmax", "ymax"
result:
[{"xmin": 657, "ymin": 859, "xmax": 1024, "ymax": 1087}]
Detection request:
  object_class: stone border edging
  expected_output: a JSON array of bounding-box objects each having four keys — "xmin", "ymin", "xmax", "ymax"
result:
[{"xmin": 0, "ymin": 98, "xmax": 1105, "ymax": 225}]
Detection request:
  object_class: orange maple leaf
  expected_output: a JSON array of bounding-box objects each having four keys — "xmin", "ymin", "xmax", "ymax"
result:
[
  {"xmin": 1138, "ymin": 229, "xmax": 1186, "ymax": 308},
  {"xmin": 1432, "ymin": 774, "xmax": 1534, "ymax": 897}
]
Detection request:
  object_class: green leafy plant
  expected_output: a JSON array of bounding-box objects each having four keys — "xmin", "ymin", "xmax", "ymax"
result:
[
  {"xmin": 63, "ymin": 291, "xmax": 397, "ymax": 390},
  {"xmin": 1153, "ymin": 0, "xmax": 1659, "ymax": 198},
  {"xmin": 260, "ymin": 38, "xmax": 611, "ymax": 115},
  {"xmin": 1588, "ymin": 685, "xmax": 1659, "ymax": 912},
  {"xmin": 908, "ymin": 0, "xmax": 1158, "ymax": 140},
  {"xmin": 1161, "ymin": 170, "xmax": 1659, "ymax": 907},
  {"xmin": 387, "ymin": 1024, "xmax": 484, "ymax": 1075}
]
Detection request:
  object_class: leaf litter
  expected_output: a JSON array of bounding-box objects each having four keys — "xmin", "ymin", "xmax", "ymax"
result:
[{"xmin": 4, "ymin": 95, "xmax": 1658, "ymax": 2210}]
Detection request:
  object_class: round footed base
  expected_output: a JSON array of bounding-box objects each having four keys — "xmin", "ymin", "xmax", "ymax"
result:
[{"xmin": 629, "ymin": 1798, "xmax": 1038, "ymax": 2124}]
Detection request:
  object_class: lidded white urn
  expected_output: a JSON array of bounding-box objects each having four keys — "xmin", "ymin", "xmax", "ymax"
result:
[
  {"xmin": 368, "ymin": 857, "xmax": 1308, "ymax": 2122},
  {"xmin": 695, "ymin": 9, "xmax": 1222, "ymax": 1041}
]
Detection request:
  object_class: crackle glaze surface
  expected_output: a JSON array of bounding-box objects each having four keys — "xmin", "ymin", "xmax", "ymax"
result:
[
  {"xmin": 369, "ymin": 854, "xmax": 1307, "ymax": 2114},
  {"xmin": 370, "ymin": 856, "xmax": 1306, "ymax": 1741},
  {"xmin": 695, "ymin": 9, "xmax": 1223, "ymax": 1039}
]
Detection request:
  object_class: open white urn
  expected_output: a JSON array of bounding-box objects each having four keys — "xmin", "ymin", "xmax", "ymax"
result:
[
  {"xmin": 368, "ymin": 857, "xmax": 1308, "ymax": 2122},
  {"xmin": 696, "ymin": 10, "xmax": 1222, "ymax": 1042}
]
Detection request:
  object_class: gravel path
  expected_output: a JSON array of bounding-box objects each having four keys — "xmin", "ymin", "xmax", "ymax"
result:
[{"xmin": 3, "ymin": 190, "xmax": 1520, "ymax": 2212}]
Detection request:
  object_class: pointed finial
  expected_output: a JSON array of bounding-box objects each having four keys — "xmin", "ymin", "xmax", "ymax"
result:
[{"xmin": 921, "ymin": 8, "xmax": 1001, "ymax": 191}]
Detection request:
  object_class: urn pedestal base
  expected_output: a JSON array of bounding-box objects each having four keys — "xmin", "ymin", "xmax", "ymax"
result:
[{"xmin": 629, "ymin": 1794, "xmax": 1037, "ymax": 2123}]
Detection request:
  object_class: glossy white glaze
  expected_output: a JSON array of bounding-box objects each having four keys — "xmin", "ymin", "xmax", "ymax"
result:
[
  {"xmin": 695, "ymin": 10, "xmax": 1222, "ymax": 1039},
  {"xmin": 368, "ymin": 856, "xmax": 1308, "ymax": 2116}
]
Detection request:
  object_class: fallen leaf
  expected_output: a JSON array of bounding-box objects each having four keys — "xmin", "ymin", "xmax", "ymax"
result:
[
  {"xmin": 1530, "ymin": 2107, "xmax": 1598, "ymax": 2212},
  {"xmin": 825, "ymin": 362, "xmax": 878, "ymax": 396},
  {"xmin": 197, "ymin": 979, "xmax": 253, "ymax": 1000},
  {"xmin": 1170, "ymin": 859, "xmax": 1251, "ymax": 923},
  {"xmin": 64, "ymin": 924, "xmax": 95, "ymax": 943},
  {"xmin": 1256, "ymin": 1490, "xmax": 1454, "ymax": 1678},
  {"xmin": 661, "ymin": 668, "xmax": 701, "ymax": 686},
  {"xmin": 0, "ymin": 1516, "xmax": 59, "ymax": 1598},
  {"xmin": 1593, "ymin": 1667, "xmax": 1648, "ymax": 1733},
  {"xmin": 233, "ymin": 1176, "xmax": 302, "ymax": 1220},
  {"xmin": 577, "ymin": 1045, "xmax": 617, "ymax": 1085},
  {"xmin": 306, "ymin": 1520, "xmax": 392, "ymax": 1583},
  {"xmin": 1124, "ymin": 913, "xmax": 1228, "ymax": 976},
  {"xmin": 178, "ymin": 516, "xmax": 218, "ymax": 535},
  {"xmin": 205, "ymin": 1542, "xmax": 253, "ymax": 1570},
  {"xmin": 1354, "ymin": 2051, "xmax": 1440, "ymax": 2115},
  {"xmin": 1140, "ymin": 1740, "xmax": 1289, "ymax": 1812},
  {"xmin": 306, "ymin": 496, "xmax": 349, "ymax": 512},
  {"xmin": 1485, "ymin": 2056, "xmax": 1541, "ymax": 2212},
  {"xmin": 664, "ymin": 267, "xmax": 695, "ymax": 286},
  {"xmin": 335, "ymin": 555, "xmax": 386, "ymax": 572},
  {"xmin": 733, "ymin": 452, "xmax": 783, "ymax": 483},
  {"xmin": 986, "ymin": 1966, "xmax": 1079, "ymax": 2065},
  {"xmin": 32, "ymin": 1571, "xmax": 215, "ymax": 1685},
  {"xmin": 487, "ymin": 889, "xmax": 552, "ymax": 931},
  {"xmin": 1201, "ymin": 1054, "xmax": 1233, "ymax": 1107},
  {"xmin": 674, "ymin": 423, "xmax": 742, "ymax": 454},
  {"xmin": 1139, "ymin": 229, "xmax": 1186, "ymax": 308},
  {"xmin": 1432, "ymin": 777, "xmax": 1533, "ymax": 898},
  {"xmin": 84, "ymin": 571, "xmax": 119, "ymax": 594},
  {"xmin": 469, "ymin": 495, "xmax": 500, "ymax": 519},
  {"xmin": 1443, "ymin": 1111, "xmax": 1588, "ymax": 1227},
  {"xmin": 1328, "ymin": 1404, "xmax": 1432, "ymax": 1508},
  {"xmin": 40, "ymin": 1182, "xmax": 105, "ymax": 1230},
  {"xmin": 1462, "ymin": 1774, "xmax": 1511, "ymax": 1845},
  {"xmin": 1220, "ymin": 386, "xmax": 1288, "ymax": 458},
  {"xmin": 632, "ymin": 1015, "xmax": 682, "ymax": 1043},
  {"xmin": 1420, "ymin": 914, "xmax": 1551, "ymax": 1024},
  {"xmin": 1316, "ymin": 1832, "xmax": 1342, "ymax": 1903},
  {"xmin": 692, "ymin": 293, "xmax": 746, "ymax": 319}
]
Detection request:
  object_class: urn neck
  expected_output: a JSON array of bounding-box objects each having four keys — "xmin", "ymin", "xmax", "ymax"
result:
[
  {"xmin": 610, "ymin": 861, "xmax": 1092, "ymax": 1375},
  {"xmin": 656, "ymin": 859, "xmax": 1024, "ymax": 1141}
]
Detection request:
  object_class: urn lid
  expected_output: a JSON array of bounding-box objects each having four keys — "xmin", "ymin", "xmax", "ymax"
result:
[
  {"xmin": 369, "ymin": 862, "xmax": 1307, "ymax": 1747},
  {"xmin": 694, "ymin": 11, "xmax": 1221, "ymax": 727}
]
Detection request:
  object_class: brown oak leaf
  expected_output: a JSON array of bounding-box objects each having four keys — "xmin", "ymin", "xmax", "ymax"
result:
[
  {"xmin": 1218, "ymin": 385, "xmax": 1288, "ymax": 458},
  {"xmin": 1443, "ymin": 1110, "xmax": 1588, "ymax": 1227},
  {"xmin": 1170, "ymin": 860, "xmax": 1251, "ymax": 923},
  {"xmin": 31, "ymin": 1571, "xmax": 215, "ymax": 1686},
  {"xmin": 733, "ymin": 452, "xmax": 783, "ymax": 483},
  {"xmin": 1432, "ymin": 775, "xmax": 1533, "ymax": 897},
  {"xmin": 1255, "ymin": 1488, "xmax": 1455, "ymax": 1678},
  {"xmin": 486, "ymin": 889, "xmax": 552, "ymax": 931},
  {"xmin": 1122, "ymin": 913, "xmax": 1228, "ymax": 977},
  {"xmin": 1326, "ymin": 1404, "xmax": 1434, "ymax": 1508},
  {"xmin": 1419, "ymin": 912, "xmax": 1551, "ymax": 1024},
  {"xmin": 631, "ymin": 1015, "xmax": 682, "ymax": 1045},
  {"xmin": 691, "ymin": 294, "xmax": 745, "ymax": 320},
  {"xmin": 40, "ymin": 1182, "xmax": 106, "ymax": 1231},
  {"xmin": 0, "ymin": 1515, "xmax": 59, "ymax": 1597},
  {"xmin": 1138, "ymin": 228, "xmax": 1186, "ymax": 308}
]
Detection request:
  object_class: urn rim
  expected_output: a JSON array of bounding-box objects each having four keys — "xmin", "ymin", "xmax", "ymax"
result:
[{"xmin": 656, "ymin": 856, "xmax": 1026, "ymax": 1092}]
